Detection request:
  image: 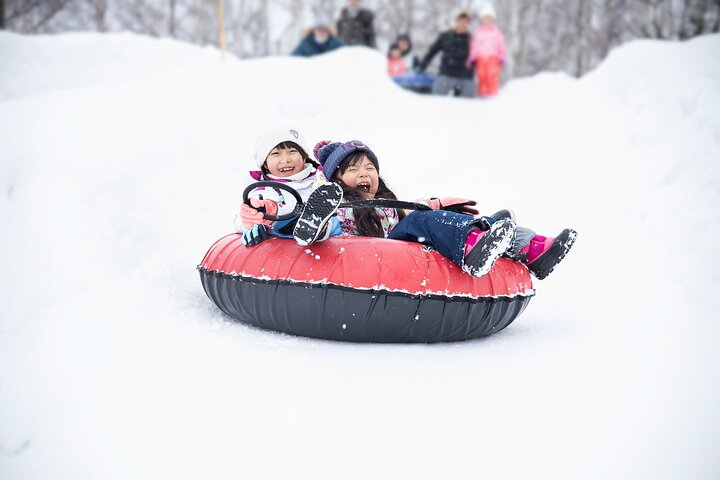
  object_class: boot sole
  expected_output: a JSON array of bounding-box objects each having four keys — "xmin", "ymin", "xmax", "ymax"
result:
[
  {"xmin": 463, "ymin": 219, "xmax": 516, "ymax": 278},
  {"xmin": 490, "ymin": 209, "xmax": 516, "ymax": 222},
  {"xmin": 528, "ymin": 228, "xmax": 578, "ymax": 280},
  {"xmin": 293, "ymin": 183, "xmax": 343, "ymax": 246}
]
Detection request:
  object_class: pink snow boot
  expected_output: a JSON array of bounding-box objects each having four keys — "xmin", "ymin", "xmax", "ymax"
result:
[
  {"xmin": 463, "ymin": 219, "xmax": 516, "ymax": 278},
  {"xmin": 521, "ymin": 229, "xmax": 578, "ymax": 280}
]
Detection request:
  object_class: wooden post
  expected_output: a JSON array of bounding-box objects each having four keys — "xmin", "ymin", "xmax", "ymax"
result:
[{"xmin": 215, "ymin": 0, "xmax": 226, "ymax": 61}]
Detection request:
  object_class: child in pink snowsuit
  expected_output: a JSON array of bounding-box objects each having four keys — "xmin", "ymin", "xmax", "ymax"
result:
[{"xmin": 467, "ymin": 3, "xmax": 506, "ymax": 97}]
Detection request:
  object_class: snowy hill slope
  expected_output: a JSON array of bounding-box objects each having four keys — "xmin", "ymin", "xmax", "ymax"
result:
[
  {"xmin": 1, "ymin": 31, "xmax": 719, "ymax": 479},
  {"xmin": 0, "ymin": 31, "xmax": 225, "ymax": 101}
]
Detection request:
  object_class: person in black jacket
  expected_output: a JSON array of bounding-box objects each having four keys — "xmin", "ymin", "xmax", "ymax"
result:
[
  {"xmin": 336, "ymin": 0, "xmax": 376, "ymax": 48},
  {"xmin": 418, "ymin": 12, "xmax": 476, "ymax": 98}
]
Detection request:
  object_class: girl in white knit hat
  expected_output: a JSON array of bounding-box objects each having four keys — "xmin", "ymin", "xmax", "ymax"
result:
[{"xmin": 234, "ymin": 126, "xmax": 343, "ymax": 246}]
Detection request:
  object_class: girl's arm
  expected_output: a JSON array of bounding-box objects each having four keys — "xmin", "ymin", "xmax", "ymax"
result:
[
  {"xmin": 236, "ymin": 180, "xmax": 281, "ymax": 232},
  {"xmin": 425, "ymin": 197, "xmax": 479, "ymax": 215}
]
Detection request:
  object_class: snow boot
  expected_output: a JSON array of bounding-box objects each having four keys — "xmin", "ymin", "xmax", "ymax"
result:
[
  {"xmin": 523, "ymin": 229, "xmax": 578, "ymax": 280},
  {"xmin": 293, "ymin": 183, "xmax": 343, "ymax": 246},
  {"xmin": 462, "ymin": 219, "xmax": 517, "ymax": 278},
  {"xmin": 489, "ymin": 209, "xmax": 515, "ymax": 222},
  {"xmin": 475, "ymin": 210, "xmax": 516, "ymax": 231}
]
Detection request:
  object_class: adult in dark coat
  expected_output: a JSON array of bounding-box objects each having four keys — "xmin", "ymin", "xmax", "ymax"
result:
[
  {"xmin": 336, "ymin": 0, "xmax": 376, "ymax": 48},
  {"xmin": 418, "ymin": 12, "xmax": 476, "ymax": 98},
  {"xmin": 292, "ymin": 22, "xmax": 344, "ymax": 57}
]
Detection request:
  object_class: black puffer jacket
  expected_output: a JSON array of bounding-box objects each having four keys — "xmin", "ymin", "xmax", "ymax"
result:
[
  {"xmin": 337, "ymin": 8, "xmax": 376, "ymax": 47},
  {"xmin": 419, "ymin": 30, "xmax": 473, "ymax": 79}
]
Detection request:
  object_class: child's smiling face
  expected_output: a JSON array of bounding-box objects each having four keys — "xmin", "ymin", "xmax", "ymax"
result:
[
  {"xmin": 337, "ymin": 155, "xmax": 379, "ymax": 198},
  {"xmin": 264, "ymin": 144, "xmax": 305, "ymax": 177}
]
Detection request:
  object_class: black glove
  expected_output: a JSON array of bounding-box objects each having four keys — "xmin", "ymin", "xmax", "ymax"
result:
[
  {"xmin": 440, "ymin": 199, "xmax": 479, "ymax": 216},
  {"xmin": 242, "ymin": 224, "xmax": 270, "ymax": 246}
]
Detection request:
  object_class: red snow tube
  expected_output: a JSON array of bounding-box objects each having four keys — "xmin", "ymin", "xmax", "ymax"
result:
[{"xmin": 198, "ymin": 235, "xmax": 534, "ymax": 343}]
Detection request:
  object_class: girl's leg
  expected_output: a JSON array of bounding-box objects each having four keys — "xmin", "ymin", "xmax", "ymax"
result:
[
  {"xmin": 512, "ymin": 227, "xmax": 578, "ymax": 280},
  {"xmin": 507, "ymin": 226, "xmax": 536, "ymax": 257},
  {"xmin": 293, "ymin": 183, "xmax": 344, "ymax": 246},
  {"xmin": 462, "ymin": 220, "xmax": 517, "ymax": 277},
  {"xmin": 387, "ymin": 210, "xmax": 515, "ymax": 277},
  {"xmin": 487, "ymin": 57, "xmax": 501, "ymax": 95},
  {"xmin": 475, "ymin": 60, "xmax": 485, "ymax": 97},
  {"xmin": 476, "ymin": 57, "xmax": 500, "ymax": 96},
  {"xmin": 388, "ymin": 210, "xmax": 482, "ymax": 265},
  {"xmin": 271, "ymin": 217, "xmax": 299, "ymax": 238}
]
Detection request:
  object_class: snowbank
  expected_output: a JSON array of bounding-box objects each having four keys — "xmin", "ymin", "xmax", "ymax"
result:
[{"xmin": 1, "ymin": 32, "xmax": 719, "ymax": 479}]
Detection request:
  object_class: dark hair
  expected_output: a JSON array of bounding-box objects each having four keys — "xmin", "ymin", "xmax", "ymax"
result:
[
  {"xmin": 333, "ymin": 151, "xmax": 406, "ymax": 237},
  {"xmin": 261, "ymin": 141, "xmax": 318, "ymax": 175},
  {"xmin": 394, "ymin": 34, "xmax": 412, "ymax": 54},
  {"xmin": 456, "ymin": 11, "xmax": 471, "ymax": 21},
  {"xmin": 387, "ymin": 43, "xmax": 402, "ymax": 58}
]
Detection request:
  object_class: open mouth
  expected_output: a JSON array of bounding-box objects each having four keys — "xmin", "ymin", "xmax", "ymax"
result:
[
  {"xmin": 356, "ymin": 181, "xmax": 371, "ymax": 192},
  {"xmin": 279, "ymin": 166, "xmax": 295, "ymax": 173}
]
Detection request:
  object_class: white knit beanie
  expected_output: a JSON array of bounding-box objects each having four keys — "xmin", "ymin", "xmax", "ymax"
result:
[
  {"xmin": 480, "ymin": 2, "xmax": 496, "ymax": 19},
  {"xmin": 314, "ymin": 13, "xmax": 331, "ymax": 28},
  {"xmin": 253, "ymin": 126, "xmax": 313, "ymax": 168}
]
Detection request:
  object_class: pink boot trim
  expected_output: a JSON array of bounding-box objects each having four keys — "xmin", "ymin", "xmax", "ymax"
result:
[
  {"xmin": 523, "ymin": 235, "xmax": 554, "ymax": 264},
  {"xmin": 464, "ymin": 229, "xmax": 485, "ymax": 257}
]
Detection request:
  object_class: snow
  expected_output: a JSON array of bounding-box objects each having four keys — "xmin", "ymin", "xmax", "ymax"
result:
[{"xmin": 1, "ymin": 30, "xmax": 720, "ymax": 479}]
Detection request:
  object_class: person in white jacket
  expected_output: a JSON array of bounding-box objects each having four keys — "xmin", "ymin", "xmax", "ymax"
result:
[{"xmin": 235, "ymin": 126, "xmax": 342, "ymax": 245}]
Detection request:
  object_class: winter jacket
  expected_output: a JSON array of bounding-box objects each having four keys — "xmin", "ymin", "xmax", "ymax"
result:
[
  {"xmin": 419, "ymin": 30, "xmax": 474, "ymax": 79},
  {"xmin": 400, "ymin": 51, "xmax": 419, "ymax": 72},
  {"xmin": 468, "ymin": 23, "xmax": 506, "ymax": 65},
  {"xmin": 337, "ymin": 8, "xmax": 376, "ymax": 47},
  {"xmin": 387, "ymin": 57, "xmax": 407, "ymax": 77},
  {"xmin": 336, "ymin": 206, "xmax": 401, "ymax": 237},
  {"xmin": 292, "ymin": 33, "xmax": 344, "ymax": 57},
  {"xmin": 392, "ymin": 34, "xmax": 419, "ymax": 71},
  {"xmin": 233, "ymin": 164, "xmax": 327, "ymax": 233}
]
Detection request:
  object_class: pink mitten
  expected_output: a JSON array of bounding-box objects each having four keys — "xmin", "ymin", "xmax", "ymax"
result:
[
  {"xmin": 427, "ymin": 197, "xmax": 479, "ymax": 216},
  {"xmin": 240, "ymin": 198, "xmax": 278, "ymax": 229}
]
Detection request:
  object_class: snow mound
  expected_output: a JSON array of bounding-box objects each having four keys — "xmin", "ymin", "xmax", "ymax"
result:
[
  {"xmin": 1, "ymin": 32, "xmax": 719, "ymax": 480},
  {"xmin": 0, "ymin": 31, "xmax": 228, "ymax": 101}
]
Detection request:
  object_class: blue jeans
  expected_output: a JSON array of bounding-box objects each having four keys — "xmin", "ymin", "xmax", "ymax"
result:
[{"xmin": 387, "ymin": 210, "xmax": 486, "ymax": 266}]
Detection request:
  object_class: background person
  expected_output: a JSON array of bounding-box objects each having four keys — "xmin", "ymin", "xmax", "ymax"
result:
[
  {"xmin": 292, "ymin": 16, "xmax": 344, "ymax": 57},
  {"xmin": 336, "ymin": 0, "xmax": 376, "ymax": 48},
  {"xmin": 417, "ymin": 11, "xmax": 475, "ymax": 98},
  {"xmin": 387, "ymin": 44, "xmax": 408, "ymax": 77},
  {"xmin": 467, "ymin": 3, "xmax": 507, "ymax": 96},
  {"xmin": 393, "ymin": 33, "xmax": 419, "ymax": 72}
]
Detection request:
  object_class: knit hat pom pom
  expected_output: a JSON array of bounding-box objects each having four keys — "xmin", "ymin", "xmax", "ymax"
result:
[
  {"xmin": 313, "ymin": 140, "xmax": 332, "ymax": 160},
  {"xmin": 314, "ymin": 140, "xmax": 342, "ymax": 165}
]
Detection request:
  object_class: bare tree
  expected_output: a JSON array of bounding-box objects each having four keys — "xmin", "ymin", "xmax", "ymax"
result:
[
  {"xmin": 4, "ymin": 0, "xmax": 71, "ymax": 32},
  {"xmin": 3, "ymin": 0, "xmax": 718, "ymax": 78},
  {"xmin": 169, "ymin": 0, "xmax": 177, "ymax": 36},
  {"xmin": 89, "ymin": 0, "xmax": 109, "ymax": 32}
]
